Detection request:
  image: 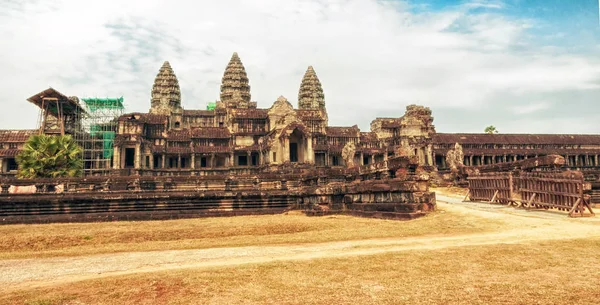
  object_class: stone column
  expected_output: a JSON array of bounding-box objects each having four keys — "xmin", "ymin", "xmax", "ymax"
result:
[
  {"xmin": 595, "ymin": 155, "xmax": 599, "ymax": 167},
  {"xmin": 134, "ymin": 143, "xmax": 141, "ymax": 169},
  {"xmin": 370, "ymin": 154, "xmax": 374, "ymax": 165},
  {"xmin": 150, "ymin": 154, "xmax": 154, "ymax": 169},
  {"xmin": 503, "ymin": 154, "xmax": 507, "ymax": 163},
  {"xmin": 113, "ymin": 147, "xmax": 121, "ymax": 169},
  {"xmin": 230, "ymin": 152, "xmax": 235, "ymax": 167},
  {"xmin": 162, "ymin": 154, "xmax": 166, "ymax": 169},
  {"xmin": 191, "ymin": 154, "xmax": 196, "ymax": 169},
  {"xmin": 586, "ymin": 154, "xmax": 590, "ymax": 167},
  {"xmin": 258, "ymin": 152, "xmax": 263, "ymax": 165},
  {"xmin": 426, "ymin": 145, "xmax": 433, "ymax": 166},
  {"xmin": 360, "ymin": 152, "xmax": 364, "ymax": 165},
  {"xmin": 306, "ymin": 136, "xmax": 314, "ymax": 163},
  {"xmin": 211, "ymin": 153, "xmax": 215, "ymax": 168},
  {"xmin": 284, "ymin": 138, "xmax": 290, "ymax": 163},
  {"xmin": 247, "ymin": 151, "xmax": 251, "ymax": 167},
  {"xmin": 177, "ymin": 154, "xmax": 181, "ymax": 169},
  {"xmin": 469, "ymin": 155, "xmax": 473, "ymax": 166}
]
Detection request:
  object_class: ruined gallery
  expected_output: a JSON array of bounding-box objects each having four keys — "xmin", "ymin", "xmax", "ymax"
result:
[{"xmin": 0, "ymin": 52, "xmax": 597, "ymax": 223}]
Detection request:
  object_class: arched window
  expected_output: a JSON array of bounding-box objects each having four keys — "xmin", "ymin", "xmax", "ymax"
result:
[{"xmin": 174, "ymin": 121, "xmax": 180, "ymax": 128}]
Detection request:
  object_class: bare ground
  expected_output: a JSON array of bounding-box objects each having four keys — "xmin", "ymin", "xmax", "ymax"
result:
[{"xmin": 2, "ymin": 190, "xmax": 599, "ymax": 296}]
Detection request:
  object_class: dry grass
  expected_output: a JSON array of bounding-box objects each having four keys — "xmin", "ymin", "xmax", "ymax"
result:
[
  {"xmin": 4, "ymin": 237, "xmax": 599, "ymax": 305},
  {"xmin": 0, "ymin": 207, "xmax": 504, "ymax": 260}
]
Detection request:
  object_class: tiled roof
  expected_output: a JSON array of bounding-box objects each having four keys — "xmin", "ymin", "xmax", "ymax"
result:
[
  {"xmin": 232, "ymin": 109, "xmax": 268, "ymax": 119},
  {"xmin": 0, "ymin": 149, "xmax": 20, "ymax": 157},
  {"xmin": 183, "ymin": 110, "xmax": 215, "ymax": 116},
  {"xmin": 118, "ymin": 113, "xmax": 167, "ymax": 124},
  {"xmin": 326, "ymin": 126, "xmax": 360, "ymax": 137},
  {"xmin": 360, "ymin": 132, "xmax": 378, "ymax": 143},
  {"xmin": 0, "ymin": 130, "xmax": 37, "ymax": 142},
  {"xmin": 167, "ymin": 130, "xmax": 191, "ymax": 141},
  {"xmin": 433, "ymin": 133, "xmax": 600, "ymax": 145},
  {"xmin": 231, "ymin": 109, "xmax": 268, "ymax": 119},
  {"xmin": 191, "ymin": 127, "xmax": 231, "ymax": 139}
]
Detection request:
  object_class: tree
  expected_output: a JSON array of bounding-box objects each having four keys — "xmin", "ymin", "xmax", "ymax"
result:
[
  {"xmin": 484, "ymin": 125, "xmax": 498, "ymax": 134},
  {"xmin": 16, "ymin": 134, "xmax": 83, "ymax": 179}
]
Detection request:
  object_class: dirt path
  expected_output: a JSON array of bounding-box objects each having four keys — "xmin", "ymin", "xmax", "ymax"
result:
[{"xmin": 2, "ymin": 193, "xmax": 599, "ymax": 293}]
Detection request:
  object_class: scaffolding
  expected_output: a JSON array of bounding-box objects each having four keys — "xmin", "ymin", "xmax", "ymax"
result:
[{"xmin": 75, "ymin": 97, "xmax": 125, "ymax": 176}]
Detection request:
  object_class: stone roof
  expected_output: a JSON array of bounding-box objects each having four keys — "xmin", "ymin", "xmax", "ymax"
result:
[
  {"xmin": 0, "ymin": 149, "xmax": 21, "ymax": 157},
  {"xmin": 167, "ymin": 130, "xmax": 191, "ymax": 141},
  {"xmin": 191, "ymin": 127, "xmax": 231, "ymax": 139},
  {"xmin": 118, "ymin": 113, "xmax": 168, "ymax": 125},
  {"xmin": 433, "ymin": 133, "xmax": 600, "ymax": 145},
  {"xmin": 183, "ymin": 110, "xmax": 215, "ymax": 117},
  {"xmin": 360, "ymin": 132, "xmax": 378, "ymax": 143},
  {"xmin": 220, "ymin": 52, "xmax": 251, "ymax": 104},
  {"xmin": 298, "ymin": 66, "xmax": 325, "ymax": 110},
  {"xmin": 231, "ymin": 108, "xmax": 268, "ymax": 119},
  {"xmin": 150, "ymin": 61, "xmax": 181, "ymax": 115},
  {"xmin": 0, "ymin": 130, "xmax": 37, "ymax": 142},
  {"xmin": 326, "ymin": 126, "xmax": 360, "ymax": 137}
]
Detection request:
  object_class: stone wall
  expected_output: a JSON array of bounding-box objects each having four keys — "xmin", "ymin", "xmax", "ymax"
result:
[{"xmin": 0, "ymin": 156, "xmax": 435, "ymax": 224}]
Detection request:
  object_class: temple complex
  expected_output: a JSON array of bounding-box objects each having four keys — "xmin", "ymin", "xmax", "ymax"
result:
[
  {"xmin": 111, "ymin": 52, "xmax": 436, "ymax": 175},
  {"xmin": 1, "ymin": 51, "xmax": 599, "ymax": 222},
  {"xmin": 2, "ymin": 51, "xmax": 600, "ymax": 178}
]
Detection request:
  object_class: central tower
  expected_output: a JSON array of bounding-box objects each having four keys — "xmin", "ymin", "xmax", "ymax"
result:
[
  {"xmin": 149, "ymin": 61, "xmax": 181, "ymax": 115},
  {"xmin": 220, "ymin": 52, "xmax": 251, "ymax": 108},
  {"xmin": 298, "ymin": 66, "xmax": 325, "ymax": 110}
]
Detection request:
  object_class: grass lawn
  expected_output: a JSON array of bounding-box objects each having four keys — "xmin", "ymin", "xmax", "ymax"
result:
[
  {"xmin": 5, "ymin": 237, "xmax": 599, "ymax": 305},
  {"xmin": 0, "ymin": 206, "xmax": 506, "ymax": 260}
]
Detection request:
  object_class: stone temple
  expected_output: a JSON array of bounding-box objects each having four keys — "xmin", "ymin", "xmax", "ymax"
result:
[
  {"xmin": 112, "ymin": 52, "xmax": 436, "ymax": 173},
  {"xmin": 0, "ymin": 52, "xmax": 599, "ymax": 223},
  {"xmin": 2, "ymin": 52, "xmax": 600, "ymax": 177}
]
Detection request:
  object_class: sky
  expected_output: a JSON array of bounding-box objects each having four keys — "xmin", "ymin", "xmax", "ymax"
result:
[{"xmin": 0, "ymin": 0, "xmax": 599, "ymax": 134}]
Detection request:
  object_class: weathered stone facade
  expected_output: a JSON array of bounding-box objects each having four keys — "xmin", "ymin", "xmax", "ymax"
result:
[{"xmin": 112, "ymin": 52, "xmax": 436, "ymax": 174}]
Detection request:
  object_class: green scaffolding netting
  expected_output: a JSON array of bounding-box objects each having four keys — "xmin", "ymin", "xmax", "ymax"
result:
[
  {"xmin": 81, "ymin": 97, "xmax": 125, "ymax": 112},
  {"xmin": 89, "ymin": 126, "xmax": 115, "ymax": 159},
  {"xmin": 103, "ymin": 131, "xmax": 115, "ymax": 159},
  {"xmin": 207, "ymin": 102, "xmax": 216, "ymax": 111}
]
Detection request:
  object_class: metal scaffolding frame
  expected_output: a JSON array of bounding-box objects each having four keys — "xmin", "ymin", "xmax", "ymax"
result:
[{"xmin": 74, "ymin": 97, "xmax": 125, "ymax": 176}]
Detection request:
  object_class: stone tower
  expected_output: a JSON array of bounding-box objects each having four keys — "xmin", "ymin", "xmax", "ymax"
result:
[
  {"xmin": 298, "ymin": 66, "xmax": 325, "ymax": 110},
  {"xmin": 220, "ymin": 52, "xmax": 251, "ymax": 108},
  {"xmin": 150, "ymin": 61, "xmax": 181, "ymax": 115}
]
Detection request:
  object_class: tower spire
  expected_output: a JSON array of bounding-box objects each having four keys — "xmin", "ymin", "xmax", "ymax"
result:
[
  {"xmin": 298, "ymin": 66, "xmax": 325, "ymax": 110},
  {"xmin": 149, "ymin": 61, "xmax": 181, "ymax": 115},
  {"xmin": 220, "ymin": 52, "xmax": 251, "ymax": 108}
]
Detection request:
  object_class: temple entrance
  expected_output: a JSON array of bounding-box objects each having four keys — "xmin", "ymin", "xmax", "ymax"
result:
[
  {"xmin": 290, "ymin": 143, "xmax": 298, "ymax": 162},
  {"xmin": 124, "ymin": 148, "xmax": 135, "ymax": 168},
  {"xmin": 288, "ymin": 129, "xmax": 305, "ymax": 163}
]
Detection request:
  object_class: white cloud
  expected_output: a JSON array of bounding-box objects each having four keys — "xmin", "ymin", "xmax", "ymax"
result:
[{"xmin": 0, "ymin": 0, "xmax": 599, "ymax": 133}]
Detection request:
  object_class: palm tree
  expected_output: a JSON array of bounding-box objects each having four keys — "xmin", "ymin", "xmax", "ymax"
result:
[
  {"xmin": 16, "ymin": 134, "xmax": 83, "ymax": 178},
  {"xmin": 484, "ymin": 125, "xmax": 498, "ymax": 134}
]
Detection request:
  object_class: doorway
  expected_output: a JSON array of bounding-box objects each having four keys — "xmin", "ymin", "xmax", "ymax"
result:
[
  {"xmin": 290, "ymin": 143, "xmax": 298, "ymax": 163},
  {"xmin": 124, "ymin": 148, "xmax": 135, "ymax": 168}
]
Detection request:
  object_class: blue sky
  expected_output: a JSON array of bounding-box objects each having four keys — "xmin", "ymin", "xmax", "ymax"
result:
[{"xmin": 1, "ymin": 0, "xmax": 599, "ymax": 134}]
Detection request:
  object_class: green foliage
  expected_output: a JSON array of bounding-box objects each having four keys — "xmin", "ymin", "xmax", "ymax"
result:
[
  {"xmin": 484, "ymin": 125, "xmax": 498, "ymax": 134},
  {"xmin": 16, "ymin": 134, "xmax": 83, "ymax": 179}
]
